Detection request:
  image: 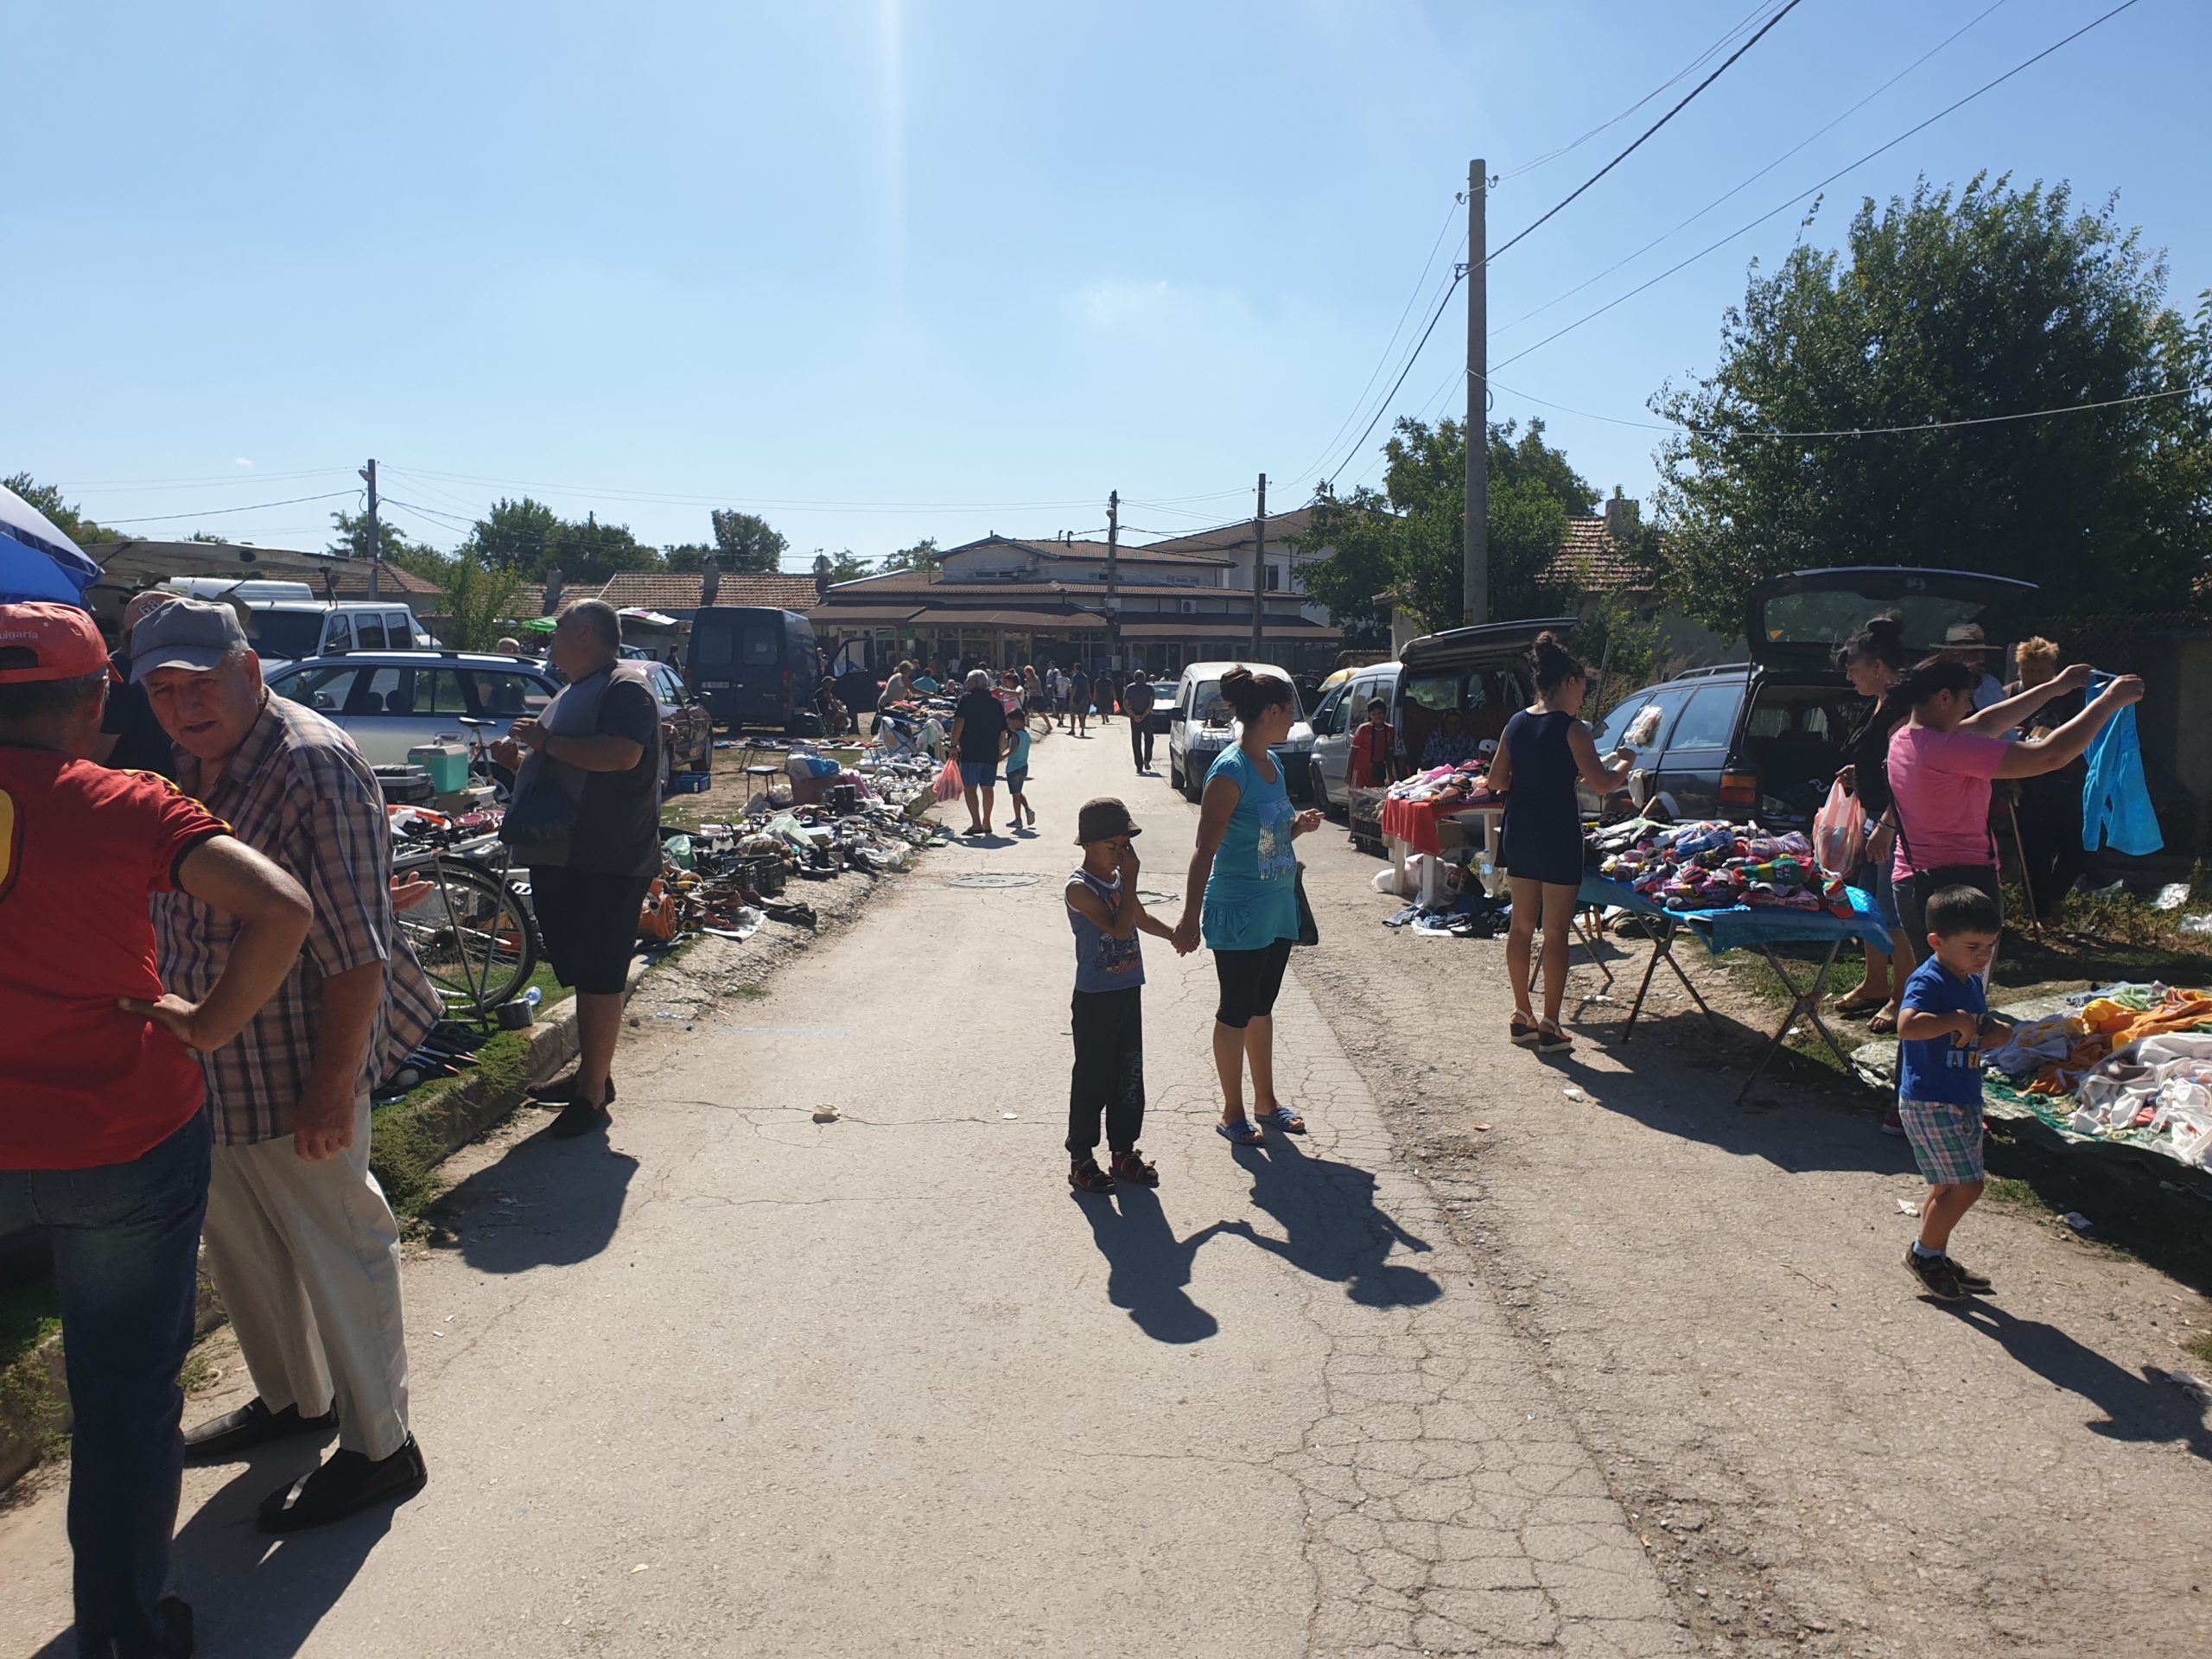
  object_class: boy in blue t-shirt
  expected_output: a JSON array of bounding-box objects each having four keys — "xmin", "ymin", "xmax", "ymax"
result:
[{"xmin": 1894, "ymin": 885, "xmax": 2012, "ymax": 1302}]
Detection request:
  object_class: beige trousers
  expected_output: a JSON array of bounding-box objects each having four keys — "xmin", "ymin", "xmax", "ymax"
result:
[{"xmin": 201, "ymin": 1093, "xmax": 411, "ymax": 1459}]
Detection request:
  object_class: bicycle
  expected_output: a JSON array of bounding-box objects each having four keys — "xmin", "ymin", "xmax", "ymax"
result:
[{"xmin": 389, "ymin": 716, "xmax": 540, "ymax": 1022}]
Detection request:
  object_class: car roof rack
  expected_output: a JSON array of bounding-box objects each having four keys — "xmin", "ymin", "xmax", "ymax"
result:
[{"xmin": 1667, "ymin": 662, "xmax": 1753, "ymax": 682}]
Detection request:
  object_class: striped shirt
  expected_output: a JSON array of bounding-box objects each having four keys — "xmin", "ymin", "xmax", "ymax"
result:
[{"xmin": 153, "ymin": 694, "xmax": 440, "ymax": 1146}]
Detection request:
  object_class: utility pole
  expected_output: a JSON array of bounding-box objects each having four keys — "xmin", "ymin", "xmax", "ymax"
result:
[
  {"xmin": 1250, "ymin": 473, "xmax": 1267, "ymax": 661},
  {"xmin": 1104, "ymin": 490, "xmax": 1120, "ymax": 671},
  {"xmin": 1463, "ymin": 159, "xmax": 1487, "ymax": 626},
  {"xmin": 359, "ymin": 457, "xmax": 381, "ymax": 600}
]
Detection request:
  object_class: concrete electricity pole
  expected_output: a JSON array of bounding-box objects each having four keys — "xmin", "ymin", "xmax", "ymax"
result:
[
  {"xmin": 359, "ymin": 457, "xmax": 380, "ymax": 601},
  {"xmin": 1250, "ymin": 473, "xmax": 1267, "ymax": 660},
  {"xmin": 1463, "ymin": 160, "xmax": 1487, "ymax": 626},
  {"xmin": 1105, "ymin": 489, "xmax": 1120, "ymax": 670}
]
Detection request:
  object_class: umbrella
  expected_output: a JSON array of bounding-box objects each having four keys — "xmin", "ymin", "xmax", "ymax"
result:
[
  {"xmin": 0, "ymin": 481, "xmax": 102, "ymax": 604},
  {"xmin": 519, "ymin": 614, "xmax": 557, "ymax": 633}
]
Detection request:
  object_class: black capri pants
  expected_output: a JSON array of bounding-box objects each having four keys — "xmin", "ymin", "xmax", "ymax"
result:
[
  {"xmin": 1212, "ymin": 937, "xmax": 1294, "ymax": 1029},
  {"xmin": 529, "ymin": 865, "xmax": 653, "ymax": 995}
]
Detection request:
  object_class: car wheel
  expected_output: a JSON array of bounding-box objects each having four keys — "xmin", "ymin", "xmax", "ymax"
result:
[
  {"xmin": 1169, "ymin": 759, "xmax": 1182, "ymax": 793},
  {"xmin": 1313, "ymin": 765, "xmax": 1334, "ymax": 817}
]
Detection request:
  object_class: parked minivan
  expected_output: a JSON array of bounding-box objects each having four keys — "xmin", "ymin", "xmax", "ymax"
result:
[
  {"xmin": 686, "ymin": 607, "xmax": 822, "ymax": 734},
  {"xmin": 1166, "ymin": 660, "xmax": 1315, "ymax": 803},
  {"xmin": 1310, "ymin": 617, "xmax": 1577, "ymax": 813},
  {"xmin": 1581, "ymin": 567, "xmax": 2037, "ymax": 827},
  {"xmin": 158, "ymin": 581, "xmax": 434, "ymax": 670}
]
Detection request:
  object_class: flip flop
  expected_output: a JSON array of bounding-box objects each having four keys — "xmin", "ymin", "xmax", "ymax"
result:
[
  {"xmin": 1254, "ymin": 1105, "xmax": 1306, "ymax": 1135},
  {"xmin": 1216, "ymin": 1118, "xmax": 1264, "ymax": 1147}
]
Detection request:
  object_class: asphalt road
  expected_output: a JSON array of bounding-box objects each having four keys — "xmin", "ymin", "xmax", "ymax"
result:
[{"xmin": 0, "ymin": 720, "xmax": 1688, "ymax": 1657}]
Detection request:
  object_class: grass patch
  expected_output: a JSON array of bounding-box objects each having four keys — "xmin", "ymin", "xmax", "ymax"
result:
[
  {"xmin": 1980, "ymin": 1175, "xmax": 2047, "ymax": 1214},
  {"xmin": 2183, "ymin": 1330, "xmax": 2212, "ymax": 1370},
  {"xmin": 726, "ymin": 982, "xmax": 769, "ymax": 1001}
]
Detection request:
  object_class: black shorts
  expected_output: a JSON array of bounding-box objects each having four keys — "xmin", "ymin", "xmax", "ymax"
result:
[
  {"xmin": 529, "ymin": 865, "xmax": 652, "ymax": 995},
  {"xmin": 1895, "ymin": 864, "xmax": 2001, "ymax": 953},
  {"xmin": 1213, "ymin": 937, "xmax": 1294, "ymax": 1029}
]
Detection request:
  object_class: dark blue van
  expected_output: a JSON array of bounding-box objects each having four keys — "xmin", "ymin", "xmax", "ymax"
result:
[{"xmin": 686, "ymin": 607, "xmax": 823, "ymax": 734}]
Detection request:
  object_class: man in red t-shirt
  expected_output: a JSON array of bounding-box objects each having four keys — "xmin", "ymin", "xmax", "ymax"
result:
[{"xmin": 0, "ymin": 602, "xmax": 309, "ymax": 1659}]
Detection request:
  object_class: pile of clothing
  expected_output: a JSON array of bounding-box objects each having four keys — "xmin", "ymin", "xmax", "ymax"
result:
[
  {"xmin": 1384, "ymin": 756, "xmax": 1498, "ymax": 808},
  {"xmin": 2005, "ymin": 985, "xmax": 2212, "ymax": 1096},
  {"xmin": 1594, "ymin": 819, "xmax": 1851, "ymax": 915},
  {"xmin": 1983, "ymin": 984, "xmax": 2212, "ymax": 1166}
]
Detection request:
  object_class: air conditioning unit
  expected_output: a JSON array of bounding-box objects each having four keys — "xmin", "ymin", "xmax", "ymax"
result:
[{"xmin": 1179, "ymin": 598, "xmax": 1198, "ymax": 615}]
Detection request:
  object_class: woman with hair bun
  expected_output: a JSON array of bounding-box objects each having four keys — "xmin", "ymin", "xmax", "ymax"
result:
[
  {"xmin": 1833, "ymin": 613, "xmax": 1913, "ymax": 1030},
  {"xmin": 1173, "ymin": 666, "xmax": 1325, "ymax": 1144},
  {"xmin": 1484, "ymin": 632, "xmax": 1634, "ymax": 1054}
]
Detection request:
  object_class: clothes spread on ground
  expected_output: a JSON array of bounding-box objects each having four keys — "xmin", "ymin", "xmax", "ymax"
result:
[
  {"xmin": 2082, "ymin": 670, "xmax": 2161, "ymax": 855},
  {"xmin": 1594, "ymin": 820, "xmax": 1852, "ymax": 916},
  {"xmin": 1973, "ymin": 982, "xmax": 2212, "ymax": 1166}
]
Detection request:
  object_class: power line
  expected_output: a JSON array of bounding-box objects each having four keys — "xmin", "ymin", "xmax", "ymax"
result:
[
  {"xmin": 1484, "ymin": 0, "xmax": 1805, "ymax": 268},
  {"xmin": 1488, "ymin": 378, "xmax": 2208, "ymax": 439},
  {"xmin": 1322, "ymin": 270, "xmax": 1467, "ymax": 487},
  {"xmin": 1493, "ymin": 0, "xmax": 2010, "ymax": 340},
  {"xmin": 54, "ymin": 466, "xmax": 356, "ymax": 495},
  {"xmin": 1491, "ymin": 0, "xmax": 2146, "ymax": 374},
  {"xmin": 97, "ymin": 490, "xmax": 356, "ymax": 525},
  {"xmin": 1497, "ymin": 0, "xmax": 1787, "ymax": 182}
]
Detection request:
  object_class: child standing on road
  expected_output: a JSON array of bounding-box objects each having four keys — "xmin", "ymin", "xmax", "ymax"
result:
[
  {"xmin": 1002, "ymin": 708, "xmax": 1036, "ymax": 830},
  {"xmin": 1895, "ymin": 885, "xmax": 2011, "ymax": 1302},
  {"xmin": 1064, "ymin": 798, "xmax": 1180, "ymax": 1194}
]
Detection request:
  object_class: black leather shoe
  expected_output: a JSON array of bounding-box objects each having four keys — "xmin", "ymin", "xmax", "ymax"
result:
[
  {"xmin": 547, "ymin": 1097, "xmax": 610, "ymax": 1137},
  {"xmin": 257, "ymin": 1436, "xmax": 428, "ymax": 1533},
  {"xmin": 182, "ymin": 1398, "xmax": 338, "ymax": 1460}
]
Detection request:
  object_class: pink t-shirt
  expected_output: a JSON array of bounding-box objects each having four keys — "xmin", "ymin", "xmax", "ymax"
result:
[{"xmin": 1886, "ymin": 724, "xmax": 2009, "ymax": 879}]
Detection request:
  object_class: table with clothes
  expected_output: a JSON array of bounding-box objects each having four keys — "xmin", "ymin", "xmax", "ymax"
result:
[
  {"xmin": 1582, "ymin": 818, "xmax": 1892, "ymax": 1101},
  {"xmin": 1378, "ymin": 759, "xmax": 1504, "ymax": 899}
]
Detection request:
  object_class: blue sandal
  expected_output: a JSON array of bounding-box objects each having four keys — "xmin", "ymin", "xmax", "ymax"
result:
[
  {"xmin": 1255, "ymin": 1105, "xmax": 1306, "ymax": 1135},
  {"xmin": 1216, "ymin": 1118, "xmax": 1264, "ymax": 1147}
]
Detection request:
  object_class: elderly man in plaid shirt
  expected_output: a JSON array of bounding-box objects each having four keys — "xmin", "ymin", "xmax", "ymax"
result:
[{"xmin": 134, "ymin": 600, "xmax": 438, "ymax": 1533}]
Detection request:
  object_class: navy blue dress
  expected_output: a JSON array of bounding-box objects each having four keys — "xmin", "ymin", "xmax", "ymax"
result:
[{"xmin": 1499, "ymin": 709, "xmax": 1585, "ymax": 887}]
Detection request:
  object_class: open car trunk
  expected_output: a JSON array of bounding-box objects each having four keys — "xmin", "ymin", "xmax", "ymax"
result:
[
  {"xmin": 1745, "ymin": 567, "xmax": 2039, "ymax": 674},
  {"xmin": 1396, "ymin": 615, "xmax": 1577, "ymax": 761},
  {"xmin": 1735, "ymin": 677, "xmax": 1866, "ymax": 830}
]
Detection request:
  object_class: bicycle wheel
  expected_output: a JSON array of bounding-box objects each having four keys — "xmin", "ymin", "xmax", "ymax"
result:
[{"xmin": 396, "ymin": 861, "xmax": 538, "ymax": 1017}]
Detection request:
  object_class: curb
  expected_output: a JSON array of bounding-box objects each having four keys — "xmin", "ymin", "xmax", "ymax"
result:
[{"xmin": 0, "ymin": 956, "xmax": 652, "ymax": 1495}]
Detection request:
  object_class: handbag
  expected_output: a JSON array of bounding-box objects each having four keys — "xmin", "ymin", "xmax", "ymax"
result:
[{"xmin": 1294, "ymin": 864, "xmax": 1319, "ymax": 948}]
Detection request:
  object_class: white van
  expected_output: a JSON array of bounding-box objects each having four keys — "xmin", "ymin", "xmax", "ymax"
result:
[
  {"xmin": 1166, "ymin": 660, "xmax": 1315, "ymax": 804},
  {"xmin": 157, "ymin": 583, "xmax": 434, "ymax": 670}
]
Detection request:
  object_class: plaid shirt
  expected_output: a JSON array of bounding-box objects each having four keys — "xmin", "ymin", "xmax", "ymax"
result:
[{"xmin": 153, "ymin": 694, "xmax": 439, "ymax": 1145}]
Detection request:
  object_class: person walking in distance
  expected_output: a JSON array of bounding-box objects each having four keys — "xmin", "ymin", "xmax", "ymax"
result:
[
  {"xmin": 493, "ymin": 600, "xmax": 664, "ymax": 1137},
  {"xmin": 134, "ymin": 599, "xmax": 438, "ymax": 1532},
  {"xmin": 1122, "ymin": 674, "xmax": 1157, "ymax": 772},
  {"xmin": 1486, "ymin": 632, "xmax": 1635, "ymax": 1055},
  {"xmin": 0, "ymin": 602, "xmax": 311, "ymax": 1659},
  {"xmin": 950, "ymin": 667, "xmax": 1008, "ymax": 836},
  {"xmin": 1173, "ymin": 667, "xmax": 1323, "ymax": 1146},
  {"xmin": 1062, "ymin": 799, "xmax": 1185, "ymax": 1194},
  {"xmin": 1068, "ymin": 662, "xmax": 1091, "ymax": 738}
]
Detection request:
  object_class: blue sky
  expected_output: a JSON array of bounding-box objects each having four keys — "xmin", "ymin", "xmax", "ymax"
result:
[{"xmin": 6, "ymin": 1, "xmax": 2203, "ymax": 568}]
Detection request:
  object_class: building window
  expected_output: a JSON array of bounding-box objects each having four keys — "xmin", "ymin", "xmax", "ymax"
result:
[{"xmin": 1265, "ymin": 563, "xmax": 1281, "ymax": 591}]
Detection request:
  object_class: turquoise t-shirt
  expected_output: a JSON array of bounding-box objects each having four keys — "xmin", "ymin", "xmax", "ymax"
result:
[
  {"xmin": 1201, "ymin": 744, "xmax": 1300, "ymax": 950},
  {"xmin": 1005, "ymin": 728, "xmax": 1032, "ymax": 772}
]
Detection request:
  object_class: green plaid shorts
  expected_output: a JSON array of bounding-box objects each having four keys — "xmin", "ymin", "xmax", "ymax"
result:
[{"xmin": 1898, "ymin": 1096, "xmax": 1986, "ymax": 1186}]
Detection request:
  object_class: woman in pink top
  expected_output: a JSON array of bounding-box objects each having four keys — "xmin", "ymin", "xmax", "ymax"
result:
[{"xmin": 1884, "ymin": 657, "xmax": 2143, "ymax": 950}]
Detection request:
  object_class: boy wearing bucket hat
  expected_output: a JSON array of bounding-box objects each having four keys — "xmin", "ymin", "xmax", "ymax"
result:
[
  {"xmin": 1063, "ymin": 798, "xmax": 1185, "ymax": 1193},
  {"xmin": 0, "ymin": 601, "xmax": 311, "ymax": 1657}
]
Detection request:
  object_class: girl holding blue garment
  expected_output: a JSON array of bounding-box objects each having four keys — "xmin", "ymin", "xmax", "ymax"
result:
[{"xmin": 1175, "ymin": 667, "xmax": 1323, "ymax": 1147}]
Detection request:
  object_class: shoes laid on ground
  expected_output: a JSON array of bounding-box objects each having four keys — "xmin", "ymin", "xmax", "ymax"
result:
[
  {"xmin": 183, "ymin": 1397, "xmax": 338, "ymax": 1460},
  {"xmin": 257, "ymin": 1436, "xmax": 429, "ymax": 1534},
  {"xmin": 1880, "ymin": 1105, "xmax": 1906, "ymax": 1136},
  {"xmin": 1068, "ymin": 1159, "xmax": 1116, "ymax": 1194},
  {"xmin": 1109, "ymin": 1149, "xmax": 1160, "ymax": 1187},
  {"xmin": 547, "ymin": 1096, "xmax": 610, "ymax": 1138},
  {"xmin": 1904, "ymin": 1246, "xmax": 1967, "ymax": 1303}
]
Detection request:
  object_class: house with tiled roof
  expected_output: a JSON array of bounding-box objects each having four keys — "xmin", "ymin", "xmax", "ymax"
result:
[{"xmin": 1541, "ymin": 499, "xmax": 1657, "ymax": 597}]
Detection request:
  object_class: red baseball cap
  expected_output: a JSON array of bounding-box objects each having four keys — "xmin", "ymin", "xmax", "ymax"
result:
[{"xmin": 0, "ymin": 602, "xmax": 110, "ymax": 684}]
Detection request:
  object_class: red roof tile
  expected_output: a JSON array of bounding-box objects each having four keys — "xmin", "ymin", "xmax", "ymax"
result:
[{"xmin": 1541, "ymin": 518, "xmax": 1657, "ymax": 595}]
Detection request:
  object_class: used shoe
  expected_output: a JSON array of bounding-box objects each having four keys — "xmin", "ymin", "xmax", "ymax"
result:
[
  {"xmin": 257, "ymin": 1436, "xmax": 429, "ymax": 1534},
  {"xmin": 1880, "ymin": 1105, "xmax": 1906, "ymax": 1137},
  {"xmin": 1109, "ymin": 1150, "xmax": 1160, "ymax": 1188},
  {"xmin": 547, "ymin": 1096, "xmax": 610, "ymax": 1138},
  {"xmin": 1903, "ymin": 1247, "xmax": 1967, "ymax": 1303},
  {"xmin": 183, "ymin": 1397, "xmax": 337, "ymax": 1460},
  {"xmin": 1068, "ymin": 1159, "xmax": 1116, "ymax": 1195}
]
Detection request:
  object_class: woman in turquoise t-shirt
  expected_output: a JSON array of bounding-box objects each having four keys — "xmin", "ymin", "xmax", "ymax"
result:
[{"xmin": 1175, "ymin": 667, "xmax": 1324, "ymax": 1146}]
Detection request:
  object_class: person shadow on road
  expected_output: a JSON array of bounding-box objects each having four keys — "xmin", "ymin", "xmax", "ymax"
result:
[
  {"xmin": 1950, "ymin": 1300, "xmax": 2211, "ymax": 1460},
  {"xmin": 1076, "ymin": 1185, "xmax": 1229, "ymax": 1344},
  {"xmin": 1222, "ymin": 1135, "xmax": 1440, "ymax": 1307}
]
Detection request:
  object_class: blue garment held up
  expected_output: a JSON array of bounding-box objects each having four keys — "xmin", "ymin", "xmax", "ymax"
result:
[{"xmin": 2082, "ymin": 671, "xmax": 2160, "ymax": 855}]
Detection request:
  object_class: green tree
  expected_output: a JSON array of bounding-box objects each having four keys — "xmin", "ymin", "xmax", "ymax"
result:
[
  {"xmin": 325, "ymin": 506, "xmax": 443, "ymax": 569},
  {"xmin": 709, "ymin": 509, "xmax": 788, "ymax": 575},
  {"xmin": 435, "ymin": 551, "xmax": 527, "ymax": 650},
  {"xmin": 1296, "ymin": 416, "xmax": 1596, "ymax": 635},
  {"xmin": 1652, "ymin": 175, "xmax": 2212, "ymax": 632},
  {"xmin": 3, "ymin": 474, "xmax": 121, "ymax": 545},
  {"xmin": 877, "ymin": 536, "xmax": 938, "ymax": 574},
  {"xmin": 814, "ymin": 548, "xmax": 874, "ymax": 585},
  {"xmin": 661, "ymin": 542, "xmax": 715, "ymax": 573},
  {"xmin": 462, "ymin": 497, "xmax": 559, "ymax": 575},
  {"xmin": 544, "ymin": 512, "xmax": 653, "ymax": 585}
]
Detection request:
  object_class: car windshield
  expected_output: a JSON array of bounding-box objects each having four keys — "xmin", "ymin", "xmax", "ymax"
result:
[
  {"xmin": 248, "ymin": 611, "xmax": 324, "ymax": 659},
  {"xmin": 1192, "ymin": 677, "xmax": 1303, "ymax": 728}
]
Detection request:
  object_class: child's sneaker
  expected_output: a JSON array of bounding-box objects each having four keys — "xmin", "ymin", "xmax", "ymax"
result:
[
  {"xmin": 1068, "ymin": 1159, "xmax": 1116, "ymax": 1195},
  {"xmin": 1109, "ymin": 1149, "xmax": 1160, "ymax": 1188},
  {"xmin": 1948, "ymin": 1257, "xmax": 1993, "ymax": 1293},
  {"xmin": 1903, "ymin": 1245, "xmax": 1967, "ymax": 1302}
]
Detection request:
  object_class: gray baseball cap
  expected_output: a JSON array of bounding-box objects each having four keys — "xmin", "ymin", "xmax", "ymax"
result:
[{"xmin": 129, "ymin": 597, "xmax": 250, "ymax": 682}]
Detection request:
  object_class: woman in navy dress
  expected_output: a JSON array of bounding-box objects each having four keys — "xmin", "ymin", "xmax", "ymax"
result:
[{"xmin": 1485, "ymin": 632, "xmax": 1634, "ymax": 1054}]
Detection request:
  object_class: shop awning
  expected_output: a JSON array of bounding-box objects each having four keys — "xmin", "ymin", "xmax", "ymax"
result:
[
  {"xmin": 808, "ymin": 605, "xmax": 926, "ymax": 627},
  {"xmin": 1116, "ymin": 620, "xmax": 1341, "ymax": 641},
  {"xmin": 904, "ymin": 607, "xmax": 1105, "ymax": 631}
]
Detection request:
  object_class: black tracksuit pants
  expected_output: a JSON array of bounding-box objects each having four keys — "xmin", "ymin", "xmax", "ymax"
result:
[{"xmin": 1067, "ymin": 987, "xmax": 1146, "ymax": 1159}]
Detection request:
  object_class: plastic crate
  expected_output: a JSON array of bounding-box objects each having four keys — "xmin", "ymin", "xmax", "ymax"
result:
[{"xmin": 667, "ymin": 771, "xmax": 712, "ymax": 796}]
